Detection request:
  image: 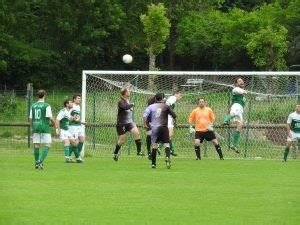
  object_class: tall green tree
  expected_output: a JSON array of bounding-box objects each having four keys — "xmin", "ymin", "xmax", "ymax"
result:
[{"xmin": 140, "ymin": 3, "xmax": 171, "ymax": 71}]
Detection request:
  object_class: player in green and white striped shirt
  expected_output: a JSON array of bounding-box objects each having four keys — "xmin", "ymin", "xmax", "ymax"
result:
[
  {"xmin": 283, "ymin": 105, "xmax": 300, "ymax": 162},
  {"xmin": 223, "ymin": 78, "xmax": 247, "ymax": 153},
  {"xmin": 56, "ymin": 99, "xmax": 83, "ymax": 163},
  {"xmin": 29, "ymin": 90, "xmax": 57, "ymax": 170}
]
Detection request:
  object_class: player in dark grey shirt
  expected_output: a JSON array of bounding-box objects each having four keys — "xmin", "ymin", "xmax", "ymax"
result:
[
  {"xmin": 113, "ymin": 88, "xmax": 144, "ymax": 161},
  {"xmin": 143, "ymin": 93, "xmax": 176, "ymax": 169}
]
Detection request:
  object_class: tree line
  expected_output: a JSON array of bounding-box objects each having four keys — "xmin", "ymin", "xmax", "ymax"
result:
[{"xmin": 0, "ymin": 0, "xmax": 299, "ymax": 89}]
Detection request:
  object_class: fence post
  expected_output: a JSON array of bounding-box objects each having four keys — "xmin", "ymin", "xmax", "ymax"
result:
[{"xmin": 27, "ymin": 83, "xmax": 33, "ymax": 148}]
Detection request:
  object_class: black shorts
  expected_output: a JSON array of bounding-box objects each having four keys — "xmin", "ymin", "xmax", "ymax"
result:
[
  {"xmin": 195, "ymin": 131, "xmax": 216, "ymax": 143},
  {"xmin": 116, "ymin": 123, "xmax": 136, "ymax": 135},
  {"xmin": 151, "ymin": 126, "xmax": 169, "ymax": 144}
]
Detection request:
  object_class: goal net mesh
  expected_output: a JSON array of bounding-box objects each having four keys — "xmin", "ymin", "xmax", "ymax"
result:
[{"xmin": 83, "ymin": 71, "xmax": 299, "ymax": 160}]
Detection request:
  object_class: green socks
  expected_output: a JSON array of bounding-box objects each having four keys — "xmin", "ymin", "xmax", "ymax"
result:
[
  {"xmin": 34, "ymin": 147, "xmax": 39, "ymax": 162},
  {"xmin": 231, "ymin": 130, "xmax": 241, "ymax": 147},
  {"xmin": 223, "ymin": 114, "xmax": 232, "ymax": 123},
  {"xmin": 283, "ymin": 147, "xmax": 289, "ymax": 162},
  {"xmin": 64, "ymin": 146, "xmax": 70, "ymax": 158},
  {"xmin": 39, "ymin": 146, "xmax": 49, "ymax": 163}
]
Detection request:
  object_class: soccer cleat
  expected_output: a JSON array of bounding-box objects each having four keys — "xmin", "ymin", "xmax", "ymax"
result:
[
  {"xmin": 230, "ymin": 146, "xmax": 240, "ymax": 154},
  {"xmin": 35, "ymin": 162, "xmax": 39, "ymax": 169},
  {"xmin": 137, "ymin": 151, "xmax": 145, "ymax": 156},
  {"xmin": 76, "ymin": 158, "xmax": 84, "ymax": 163},
  {"xmin": 196, "ymin": 157, "xmax": 201, "ymax": 160},
  {"xmin": 222, "ymin": 121, "xmax": 230, "ymax": 126},
  {"xmin": 113, "ymin": 154, "xmax": 119, "ymax": 162},
  {"xmin": 165, "ymin": 157, "xmax": 171, "ymax": 169},
  {"xmin": 65, "ymin": 158, "xmax": 74, "ymax": 163},
  {"xmin": 151, "ymin": 164, "xmax": 156, "ymax": 169},
  {"xmin": 38, "ymin": 163, "xmax": 43, "ymax": 170},
  {"xmin": 171, "ymin": 151, "xmax": 178, "ymax": 157}
]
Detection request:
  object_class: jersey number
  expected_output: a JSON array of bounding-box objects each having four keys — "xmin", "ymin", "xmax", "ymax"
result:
[
  {"xmin": 155, "ymin": 108, "xmax": 162, "ymax": 118},
  {"xmin": 35, "ymin": 109, "xmax": 41, "ymax": 119}
]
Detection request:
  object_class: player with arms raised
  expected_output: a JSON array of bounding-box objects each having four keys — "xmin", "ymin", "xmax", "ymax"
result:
[
  {"xmin": 29, "ymin": 89, "xmax": 57, "ymax": 170},
  {"xmin": 223, "ymin": 77, "xmax": 247, "ymax": 153},
  {"xmin": 113, "ymin": 88, "xmax": 143, "ymax": 161},
  {"xmin": 283, "ymin": 105, "xmax": 300, "ymax": 162},
  {"xmin": 143, "ymin": 93, "xmax": 176, "ymax": 169}
]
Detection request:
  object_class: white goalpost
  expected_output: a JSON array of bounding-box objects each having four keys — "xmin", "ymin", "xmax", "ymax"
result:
[{"xmin": 82, "ymin": 70, "xmax": 300, "ymax": 159}]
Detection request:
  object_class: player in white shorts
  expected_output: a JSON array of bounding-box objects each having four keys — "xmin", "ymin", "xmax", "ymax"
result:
[
  {"xmin": 29, "ymin": 89, "xmax": 57, "ymax": 169},
  {"xmin": 56, "ymin": 99, "xmax": 83, "ymax": 163},
  {"xmin": 283, "ymin": 105, "xmax": 300, "ymax": 162},
  {"xmin": 223, "ymin": 77, "xmax": 247, "ymax": 153}
]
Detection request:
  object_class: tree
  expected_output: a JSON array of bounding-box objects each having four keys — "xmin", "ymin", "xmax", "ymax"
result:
[
  {"xmin": 246, "ymin": 26, "xmax": 288, "ymax": 70},
  {"xmin": 140, "ymin": 3, "xmax": 171, "ymax": 71}
]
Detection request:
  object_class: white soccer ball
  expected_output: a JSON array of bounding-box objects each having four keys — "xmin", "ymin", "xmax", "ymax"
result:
[{"xmin": 122, "ymin": 54, "xmax": 133, "ymax": 64}]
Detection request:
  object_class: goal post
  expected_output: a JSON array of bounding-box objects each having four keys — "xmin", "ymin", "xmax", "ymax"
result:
[{"xmin": 82, "ymin": 70, "xmax": 300, "ymax": 159}]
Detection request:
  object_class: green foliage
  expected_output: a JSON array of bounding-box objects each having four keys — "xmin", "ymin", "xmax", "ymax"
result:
[
  {"xmin": 140, "ymin": 3, "xmax": 171, "ymax": 56},
  {"xmin": 246, "ymin": 26, "xmax": 288, "ymax": 70},
  {"xmin": 0, "ymin": 1, "xmax": 299, "ymax": 88},
  {"xmin": 0, "ymin": 91, "xmax": 17, "ymax": 116}
]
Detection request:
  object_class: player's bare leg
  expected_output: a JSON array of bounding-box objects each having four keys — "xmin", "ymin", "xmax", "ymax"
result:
[{"xmin": 130, "ymin": 126, "xmax": 144, "ymax": 156}]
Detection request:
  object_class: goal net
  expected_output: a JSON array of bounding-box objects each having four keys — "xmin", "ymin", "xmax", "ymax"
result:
[{"xmin": 82, "ymin": 71, "xmax": 300, "ymax": 160}]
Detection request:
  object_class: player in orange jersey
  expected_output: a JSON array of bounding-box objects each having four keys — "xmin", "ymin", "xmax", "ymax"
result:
[{"xmin": 188, "ymin": 98, "xmax": 224, "ymax": 160}]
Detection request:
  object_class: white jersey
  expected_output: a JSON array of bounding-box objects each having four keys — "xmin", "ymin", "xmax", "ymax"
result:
[
  {"xmin": 287, "ymin": 112, "xmax": 300, "ymax": 133},
  {"xmin": 166, "ymin": 96, "xmax": 177, "ymax": 128}
]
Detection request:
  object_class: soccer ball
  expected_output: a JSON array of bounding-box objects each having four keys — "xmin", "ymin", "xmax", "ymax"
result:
[{"xmin": 122, "ymin": 54, "xmax": 133, "ymax": 64}]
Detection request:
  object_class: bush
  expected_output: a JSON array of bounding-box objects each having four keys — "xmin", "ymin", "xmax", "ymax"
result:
[{"xmin": 0, "ymin": 91, "xmax": 17, "ymax": 116}]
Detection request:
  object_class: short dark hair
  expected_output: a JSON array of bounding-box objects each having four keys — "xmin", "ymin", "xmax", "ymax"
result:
[
  {"xmin": 64, "ymin": 99, "xmax": 71, "ymax": 107},
  {"xmin": 37, "ymin": 90, "xmax": 46, "ymax": 99},
  {"xmin": 235, "ymin": 77, "xmax": 244, "ymax": 84},
  {"xmin": 198, "ymin": 97, "xmax": 205, "ymax": 102},
  {"xmin": 73, "ymin": 94, "xmax": 81, "ymax": 101},
  {"xmin": 155, "ymin": 93, "xmax": 164, "ymax": 101}
]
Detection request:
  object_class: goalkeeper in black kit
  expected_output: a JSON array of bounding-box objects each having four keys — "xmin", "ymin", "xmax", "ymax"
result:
[{"xmin": 113, "ymin": 88, "xmax": 144, "ymax": 161}]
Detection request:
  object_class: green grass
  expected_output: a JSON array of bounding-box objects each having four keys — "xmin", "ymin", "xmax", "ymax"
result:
[{"xmin": 1, "ymin": 152, "xmax": 299, "ymax": 225}]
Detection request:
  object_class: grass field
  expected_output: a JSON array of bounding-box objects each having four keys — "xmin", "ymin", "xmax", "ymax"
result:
[{"xmin": 1, "ymin": 152, "xmax": 299, "ymax": 225}]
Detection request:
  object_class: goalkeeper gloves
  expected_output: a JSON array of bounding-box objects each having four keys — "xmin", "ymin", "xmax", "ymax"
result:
[
  {"xmin": 208, "ymin": 123, "xmax": 215, "ymax": 131},
  {"xmin": 189, "ymin": 125, "xmax": 195, "ymax": 134}
]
